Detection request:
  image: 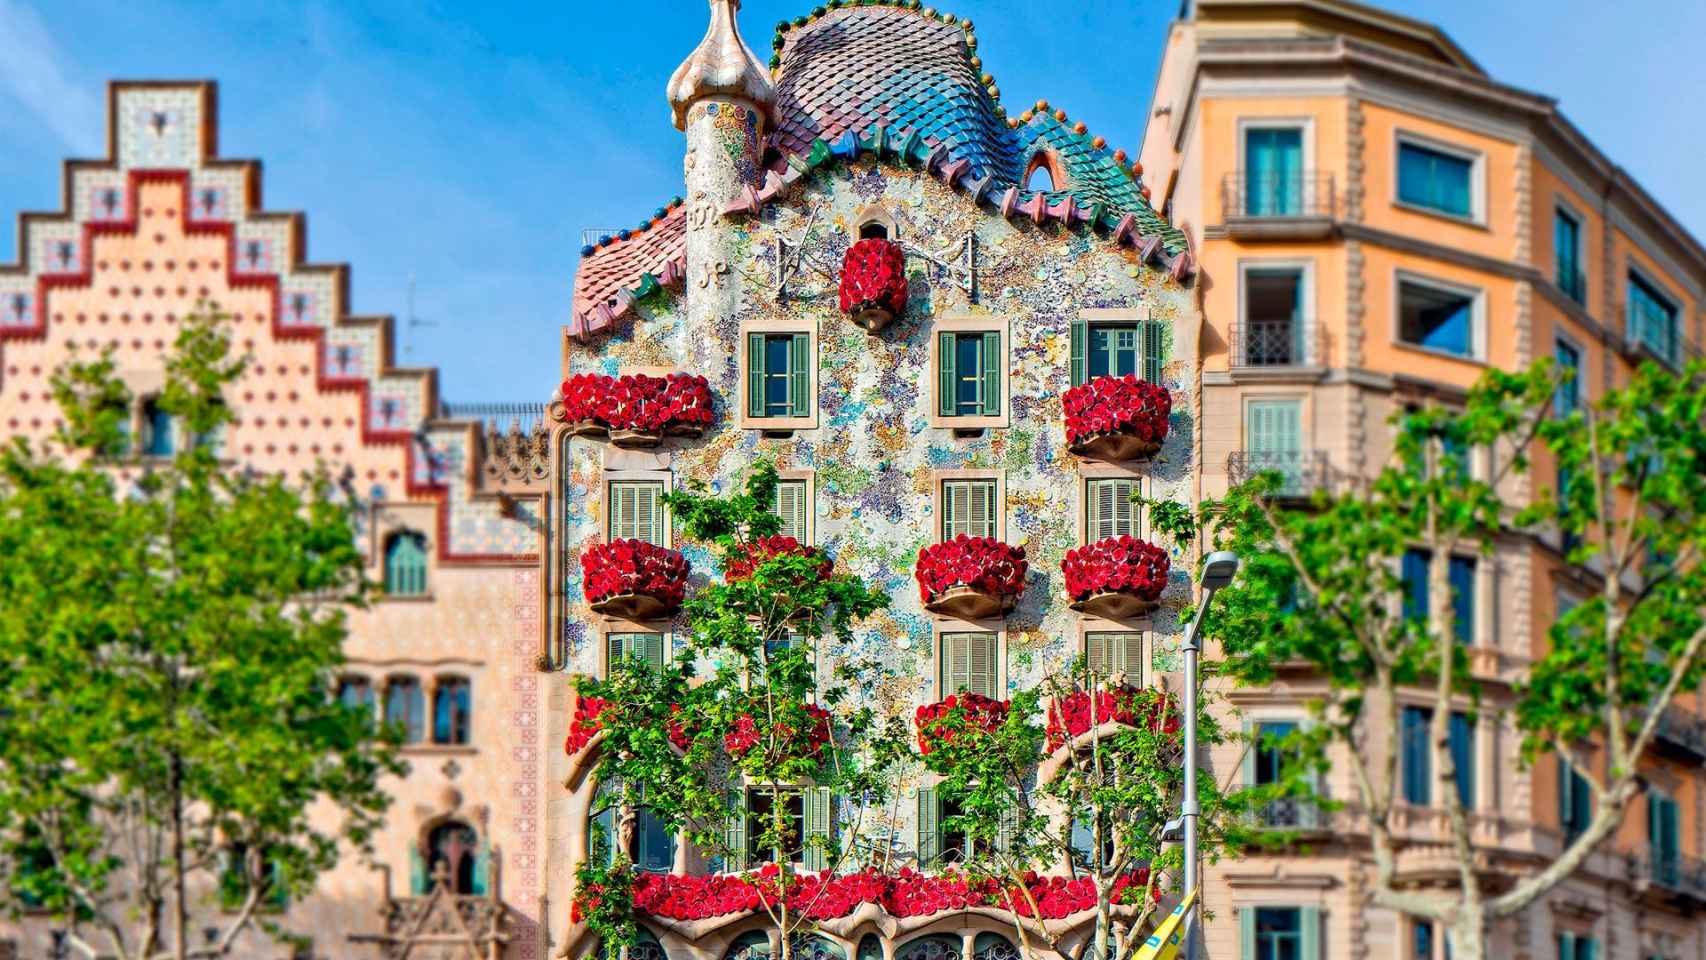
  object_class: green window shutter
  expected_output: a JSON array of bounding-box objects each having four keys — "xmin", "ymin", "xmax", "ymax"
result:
[
  {"xmin": 942, "ymin": 482, "xmax": 964, "ymax": 540},
  {"xmin": 1087, "ymin": 478, "xmax": 1137, "ymax": 541},
  {"xmin": 917, "ymin": 787, "xmax": 940, "ymax": 866},
  {"xmin": 970, "ymin": 480, "xmax": 995, "ymax": 539},
  {"xmin": 938, "ymin": 332, "xmax": 957, "ymax": 417},
  {"xmin": 747, "ymin": 333, "xmax": 766, "ymax": 418},
  {"xmin": 776, "ymin": 480, "xmax": 809, "ymax": 543},
  {"xmin": 471, "ymin": 844, "xmax": 490, "ymax": 895},
  {"xmin": 981, "ymin": 331, "xmax": 1002, "ymax": 416},
  {"xmin": 640, "ymin": 632, "xmax": 665, "ymax": 670},
  {"xmin": 637, "ymin": 483, "xmax": 662, "ymax": 545},
  {"xmin": 942, "ymin": 633, "xmax": 970, "ymax": 695},
  {"xmin": 1239, "ymin": 909, "xmax": 1256, "ymax": 960},
  {"xmin": 1557, "ymin": 758, "xmax": 1570, "ymax": 831},
  {"xmin": 1580, "ymin": 937, "xmax": 1597, "ymax": 960},
  {"xmin": 803, "ymin": 787, "xmax": 833, "ymax": 871},
  {"xmin": 1300, "ymin": 906, "xmax": 1321, "ymax": 960},
  {"xmin": 608, "ymin": 633, "xmax": 629, "ymax": 667},
  {"xmin": 724, "ymin": 789, "xmax": 748, "ymax": 872},
  {"xmin": 790, "ymin": 332, "xmax": 811, "ymax": 417},
  {"xmin": 1300, "ymin": 718, "xmax": 1324, "ymax": 830},
  {"xmin": 1070, "ymin": 319, "xmax": 1087, "ymax": 387},
  {"xmin": 409, "ymin": 846, "xmax": 427, "ymax": 896},
  {"xmin": 1085, "ymin": 632, "xmax": 1111, "ymax": 676},
  {"xmin": 968, "ymin": 632, "xmax": 997, "ymax": 698},
  {"xmin": 1142, "ymin": 319, "xmax": 1166, "ymax": 383},
  {"xmin": 609, "ymin": 483, "xmax": 632, "ymax": 540},
  {"xmin": 994, "ymin": 800, "xmax": 1020, "ymax": 852},
  {"xmin": 1241, "ymin": 719, "xmax": 1258, "ymax": 789},
  {"xmin": 1113, "ymin": 632, "xmax": 1142, "ymax": 677}
]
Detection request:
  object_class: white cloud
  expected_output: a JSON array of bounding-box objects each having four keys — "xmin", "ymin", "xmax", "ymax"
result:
[{"xmin": 0, "ymin": 0, "xmax": 101, "ymax": 153}]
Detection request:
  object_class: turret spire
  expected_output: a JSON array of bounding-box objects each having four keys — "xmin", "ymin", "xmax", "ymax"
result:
[{"xmin": 666, "ymin": 0, "xmax": 775, "ymax": 131}]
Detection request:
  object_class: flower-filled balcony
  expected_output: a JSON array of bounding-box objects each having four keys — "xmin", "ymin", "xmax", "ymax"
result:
[
  {"xmin": 564, "ymin": 694, "xmax": 691, "ymax": 760},
  {"xmin": 725, "ymin": 535, "xmax": 833, "ymax": 584},
  {"xmin": 723, "ymin": 702, "xmax": 832, "ymax": 760},
  {"xmin": 914, "ymin": 693, "xmax": 1009, "ymax": 756},
  {"xmin": 1062, "ymin": 375, "xmax": 1171, "ymax": 461},
  {"xmin": 580, "ymin": 539, "xmax": 691, "ymax": 620},
  {"xmin": 1045, "ymin": 686, "xmax": 1180, "ymax": 752},
  {"xmin": 558, "ymin": 372, "xmax": 715, "ymax": 447},
  {"xmin": 838, "ymin": 237, "xmax": 908, "ymax": 332},
  {"xmin": 914, "ymin": 536, "xmax": 1027, "ymax": 619},
  {"xmin": 1060, "ymin": 535, "xmax": 1170, "ymax": 620}
]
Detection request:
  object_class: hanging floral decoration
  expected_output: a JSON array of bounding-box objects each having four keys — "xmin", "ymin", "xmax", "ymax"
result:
[
  {"xmin": 1062, "ymin": 375, "xmax": 1171, "ymax": 448},
  {"xmin": 914, "ymin": 535, "xmax": 1028, "ymax": 604},
  {"xmin": 1061, "ymin": 536, "xmax": 1170, "ymax": 602},
  {"xmin": 580, "ymin": 539, "xmax": 690, "ymax": 606},
  {"xmin": 559, "ymin": 372, "xmax": 715, "ymax": 434},
  {"xmin": 1045, "ymin": 686, "xmax": 1181, "ymax": 750},
  {"xmin": 838, "ymin": 237, "xmax": 909, "ymax": 324},
  {"xmin": 724, "ymin": 535, "xmax": 833, "ymax": 583},
  {"xmin": 914, "ymin": 693, "xmax": 1010, "ymax": 756},
  {"xmin": 723, "ymin": 702, "xmax": 833, "ymax": 760}
]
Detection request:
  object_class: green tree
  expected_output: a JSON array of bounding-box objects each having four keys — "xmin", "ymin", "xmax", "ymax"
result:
[
  {"xmin": 0, "ymin": 312, "xmax": 403, "ymax": 960},
  {"xmin": 1203, "ymin": 357, "xmax": 1706, "ymax": 960}
]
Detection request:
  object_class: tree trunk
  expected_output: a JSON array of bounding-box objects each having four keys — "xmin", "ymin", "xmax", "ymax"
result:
[
  {"xmin": 171, "ymin": 752, "xmax": 188, "ymax": 960},
  {"xmin": 1448, "ymin": 900, "xmax": 1485, "ymax": 960}
]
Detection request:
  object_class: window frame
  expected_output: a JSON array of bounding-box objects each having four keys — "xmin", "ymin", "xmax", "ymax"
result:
[
  {"xmin": 1235, "ymin": 117, "xmax": 1316, "ymax": 219},
  {"xmin": 1392, "ymin": 130, "xmax": 1487, "ymax": 225},
  {"xmin": 1554, "ymin": 204, "xmax": 1586, "ymax": 303},
  {"xmin": 1080, "ymin": 627, "xmax": 1145, "ymax": 683},
  {"xmin": 1236, "ymin": 260, "xmax": 1316, "ymax": 367},
  {"xmin": 737, "ymin": 319, "xmax": 819, "ymax": 430},
  {"xmin": 431, "ymin": 675, "xmax": 472, "ymax": 746},
  {"xmin": 1072, "ymin": 307, "xmax": 1164, "ymax": 387},
  {"xmin": 598, "ymin": 621, "xmax": 671, "ymax": 677},
  {"xmin": 381, "ymin": 529, "xmax": 431, "ymax": 599},
  {"xmin": 934, "ymin": 627, "xmax": 1004, "ymax": 700},
  {"xmin": 1393, "ymin": 269, "xmax": 1488, "ymax": 363},
  {"xmin": 1625, "ymin": 263, "xmax": 1682, "ymax": 367},
  {"xmin": 928, "ymin": 315, "xmax": 1010, "ymax": 430},
  {"xmin": 1553, "ymin": 334, "xmax": 1584, "ymax": 416},
  {"xmin": 383, "ymin": 674, "xmax": 427, "ymax": 745},
  {"xmin": 774, "ymin": 469, "xmax": 816, "ymax": 545},
  {"xmin": 1080, "ymin": 471, "xmax": 1143, "ymax": 544},
  {"xmin": 930, "ymin": 469, "xmax": 1006, "ymax": 543},
  {"xmin": 604, "ymin": 471, "xmax": 671, "ymax": 547}
]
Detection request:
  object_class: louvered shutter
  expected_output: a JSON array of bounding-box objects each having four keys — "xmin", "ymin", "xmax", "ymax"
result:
[
  {"xmin": 968, "ymin": 633, "xmax": 997, "ymax": 698},
  {"xmin": 609, "ymin": 483, "xmax": 632, "ymax": 541},
  {"xmin": 1240, "ymin": 719, "xmax": 1258, "ymax": 789},
  {"xmin": 803, "ymin": 787, "xmax": 833, "ymax": 871},
  {"xmin": 608, "ymin": 633, "xmax": 628, "ymax": 668},
  {"xmin": 994, "ymin": 800, "xmax": 1020, "ymax": 852},
  {"xmin": 1087, "ymin": 479, "xmax": 1137, "ymax": 541},
  {"xmin": 1111, "ymin": 632, "xmax": 1142, "ymax": 676},
  {"xmin": 942, "ymin": 634, "xmax": 970, "ymax": 695},
  {"xmin": 1300, "ymin": 906, "xmax": 1321, "ymax": 960},
  {"xmin": 747, "ymin": 333, "xmax": 765, "ymax": 418},
  {"xmin": 1558, "ymin": 933, "xmax": 1577, "ymax": 960},
  {"xmin": 1070, "ymin": 319, "xmax": 1087, "ymax": 387},
  {"xmin": 639, "ymin": 632, "xmax": 665, "ymax": 669},
  {"xmin": 1579, "ymin": 937, "xmax": 1596, "ymax": 960},
  {"xmin": 790, "ymin": 332, "xmax": 811, "ymax": 417},
  {"xmin": 969, "ymin": 481, "xmax": 995, "ymax": 539},
  {"xmin": 980, "ymin": 331, "xmax": 1002, "ymax": 416},
  {"xmin": 776, "ymin": 480, "xmax": 808, "ymax": 543},
  {"xmin": 942, "ymin": 482, "xmax": 965, "ymax": 540},
  {"xmin": 916, "ymin": 787, "xmax": 940, "ymax": 865},
  {"xmin": 1556, "ymin": 758, "xmax": 1570, "ymax": 832},
  {"xmin": 724, "ymin": 789, "xmax": 748, "ymax": 872},
  {"xmin": 1085, "ymin": 633, "xmax": 1111, "ymax": 677},
  {"xmin": 1142, "ymin": 319, "xmax": 1166, "ymax": 383},
  {"xmin": 1239, "ymin": 910, "xmax": 1256, "ymax": 960},
  {"xmin": 1300, "ymin": 717, "xmax": 1324, "ymax": 830},
  {"xmin": 637, "ymin": 483, "xmax": 662, "ymax": 545},
  {"xmin": 938, "ymin": 332, "xmax": 957, "ymax": 417}
]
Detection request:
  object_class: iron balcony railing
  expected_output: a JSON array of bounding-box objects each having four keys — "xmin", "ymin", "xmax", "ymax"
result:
[
  {"xmin": 1230, "ymin": 317, "xmax": 1325, "ymax": 367},
  {"xmin": 1221, "ymin": 171, "xmax": 1338, "ymax": 221},
  {"xmin": 1256, "ymin": 797, "xmax": 1325, "ymax": 832},
  {"xmin": 1226, "ymin": 449, "xmax": 1330, "ymax": 499},
  {"xmin": 1634, "ymin": 850, "xmax": 1706, "ymax": 902},
  {"xmin": 1626, "ymin": 300, "xmax": 1682, "ymax": 367},
  {"xmin": 1652, "ymin": 705, "xmax": 1706, "ymax": 762},
  {"xmin": 439, "ymin": 401, "xmax": 548, "ymax": 434}
]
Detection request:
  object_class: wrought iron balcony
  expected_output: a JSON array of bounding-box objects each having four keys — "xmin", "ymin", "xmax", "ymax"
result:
[
  {"xmin": 1652, "ymin": 705, "xmax": 1706, "ymax": 763},
  {"xmin": 1230, "ymin": 317, "xmax": 1325, "ymax": 368},
  {"xmin": 1632, "ymin": 850, "xmax": 1706, "ymax": 906},
  {"xmin": 1256, "ymin": 797, "xmax": 1326, "ymax": 832},
  {"xmin": 1221, "ymin": 172, "xmax": 1337, "ymax": 223},
  {"xmin": 1226, "ymin": 449, "xmax": 1330, "ymax": 500}
]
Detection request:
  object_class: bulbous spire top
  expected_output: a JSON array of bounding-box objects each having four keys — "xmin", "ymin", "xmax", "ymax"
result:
[{"xmin": 666, "ymin": 0, "xmax": 775, "ymax": 131}]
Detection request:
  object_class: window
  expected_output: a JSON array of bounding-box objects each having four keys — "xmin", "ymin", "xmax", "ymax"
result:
[
  {"xmin": 384, "ymin": 676, "xmax": 425, "ymax": 744},
  {"xmin": 1242, "ymin": 267, "xmax": 1307, "ymax": 366},
  {"xmin": 937, "ymin": 330, "xmax": 1002, "ymax": 418},
  {"xmin": 591, "ymin": 780, "xmax": 675, "ymax": 874},
  {"xmin": 432, "ymin": 677, "xmax": 471, "ymax": 746},
  {"xmin": 608, "ymin": 632, "xmax": 666, "ymax": 672},
  {"xmin": 1448, "ymin": 711, "xmax": 1475, "ymax": 808},
  {"xmin": 1084, "ymin": 477, "xmax": 1138, "ymax": 541},
  {"xmin": 733, "ymin": 786, "xmax": 832, "ymax": 869},
  {"xmin": 141, "ymin": 397, "xmax": 174, "ymax": 457},
  {"xmin": 608, "ymin": 480, "xmax": 666, "ymax": 545},
  {"xmin": 1402, "ymin": 548, "xmax": 1476, "ymax": 645},
  {"xmin": 1399, "ymin": 277, "xmax": 1480, "ymax": 359},
  {"xmin": 1650, "ymin": 790, "xmax": 1680, "ymax": 885},
  {"xmin": 1402, "ymin": 705, "xmax": 1432, "ymax": 805},
  {"xmin": 383, "ymin": 532, "xmax": 429, "ymax": 597},
  {"xmin": 1627, "ymin": 272, "xmax": 1678, "ymax": 366},
  {"xmin": 917, "ymin": 788, "xmax": 1004, "ymax": 866},
  {"xmin": 1240, "ymin": 906, "xmax": 1320, "ymax": 960},
  {"xmin": 337, "ymin": 676, "xmax": 374, "ymax": 715},
  {"xmin": 746, "ymin": 332, "xmax": 812, "ymax": 419},
  {"xmin": 1071, "ymin": 317, "xmax": 1165, "ymax": 385},
  {"xmin": 1244, "ymin": 126, "xmax": 1305, "ymax": 217},
  {"xmin": 774, "ymin": 478, "xmax": 810, "ymax": 543},
  {"xmin": 1083, "ymin": 631, "xmax": 1143, "ymax": 680},
  {"xmin": 1556, "ymin": 933, "xmax": 1598, "ymax": 960},
  {"xmin": 1554, "ymin": 339, "xmax": 1581, "ymax": 416},
  {"xmin": 1024, "ymin": 156, "xmax": 1056, "ymax": 194},
  {"xmin": 1069, "ymin": 811, "xmax": 1115, "ymax": 870},
  {"xmin": 1555, "ymin": 209, "xmax": 1584, "ymax": 302},
  {"xmin": 219, "ymin": 844, "xmax": 287, "ymax": 912},
  {"xmin": 1558, "ymin": 757, "xmax": 1593, "ymax": 842},
  {"xmin": 940, "ymin": 632, "xmax": 999, "ymax": 699},
  {"xmin": 1410, "ymin": 918, "xmax": 1452, "ymax": 960},
  {"xmin": 940, "ymin": 479, "xmax": 998, "ymax": 541},
  {"xmin": 1247, "ymin": 720, "xmax": 1316, "ymax": 830},
  {"xmin": 1398, "ymin": 140, "xmax": 1475, "ymax": 219},
  {"xmin": 1245, "ymin": 399, "xmax": 1304, "ymax": 495},
  {"xmin": 425, "ymin": 820, "xmax": 485, "ymax": 895}
]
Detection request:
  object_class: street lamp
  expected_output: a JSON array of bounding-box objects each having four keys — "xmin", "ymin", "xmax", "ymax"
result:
[{"xmin": 1183, "ymin": 550, "xmax": 1238, "ymax": 959}]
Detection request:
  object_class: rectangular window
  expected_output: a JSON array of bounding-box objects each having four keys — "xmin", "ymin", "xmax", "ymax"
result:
[
  {"xmin": 1399, "ymin": 278, "xmax": 1479, "ymax": 359},
  {"xmin": 1089, "ymin": 323, "xmax": 1141, "ymax": 379},
  {"xmin": 774, "ymin": 478, "xmax": 810, "ymax": 544},
  {"xmin": 940, "ymin": 479, "xmax": 998, "ymax": 541},
  {"xmin": 1556, "ymin": 933, "xmax": 1598, "ymax": 960},
  {"xmin": 937, "ymin": 330, "xmax": 1002, "ymax": 417},
  {"xmin": 608, "ymin": 480, "xmax": 666, "ymax": 545},
  {"xmin": 1402, "ymin": 705, "xmax": 1432, "ymax": 805},
  {"xmin": 940, "ymin": 632, "xmax": 999, "ymax": 699},
  {"xmin": 1554, "ymin": 339, "xmax": 1581, "ymax": 416},
  {"xmin": 1084, "ymin": 477, "xmax": 1138, "ymax": 541},
  {"xmin": 1559, "ymin": 758, "xmax": 1593, "ymax": 842},
  {"xmin": 746, "ymin": 332, "xmax": 812, "ymax": 419},
  {"xmin": 1449, "ymin": 711, "xmax": 1475, "ymax": 808},
  {"xmin": 1246, "ymin": 399, "xmax": 1304, "ymax": 495},
  {"xmin": 1244, "ymin": 906, "xmax": 1322, "ymax": 960},
  {"xmin": 1245, "ymin": 126, "xmax": 1305, "ymax": 217},
  {"xmin": 1071, "ymin": 318, "xmax": 1166, "ymax": 386},
  {"xmin": 1411, "ymin": 919, "xmax": 1434, "ymax": 960},
  {"xmin": 1402, "ymin": 548, "xmax": 1475, "ymax": 645},
  {"xmin": 1243, "ymin": 267, "xmax": 1306, "ymax": 366},
  {"xmin": 1398, "ymin": 141, "xmax": 1474, "ymax": 218},
  {"xmin": 1555, "ymin": 210, "xmax": 1584, "ymax": 302},
  {"xmin": 1650, "ymin": 791, "xmax": 1680, "ymax": 885},
  {"xmin": 1627, "ymin": 272, "xmax": 1679, "ymax": 366},
  {"xmin": 608, "ymin": 632, "xmax": 666, "ymax": 671},
  {"xmin": 744, "ymin": 787, "xmax": 805, "ymax": 866},
  {"xmin": 1083, "ymin": 631, "xmax": 1143, "ymax": 680}
]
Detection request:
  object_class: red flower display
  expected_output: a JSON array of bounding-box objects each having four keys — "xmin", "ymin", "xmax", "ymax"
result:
[
  {"xmin": 557, "ymin": 372, "xmax": 714, "ymax": 437},
  {"xmin": 914, "ymin": 693, "xmax": 1009, "ymax": 756},
  {"xmin": 1061, "ymin": 536, "xmax": 1170, "ymax": 603},
  {"xmin": 1046, "ymin": 686, "xmax": 1181, "ymax": 750},
  {"xmin": 724, "ymin": 703, "xmax": 833, "ymax": 760},
  {"xmin": 838, "ymin": 237, "xmax": 909, "ymax": 329},
  {"xmin": 580, "ymin": 539, "xmax": 690, "ymax": 607},
  {"xmin": 914, "ymin": 536, "xmax": 1028, "ymax": 605},
  {"xmin": 564, "ymin": 695, "xmax": 610, "ymax": 756},
  {"xmin": 724, "ymin": 535, "xmax": 833, "ymax": 583},
  {"xmin": 1062, "ymin": 375, "xmax": 1171, "ymax": 457}
]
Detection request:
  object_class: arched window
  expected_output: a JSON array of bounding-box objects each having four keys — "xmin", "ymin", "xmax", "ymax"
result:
[
  {"xmin": 631, "ymin": 928, "xmax": 669, "ymax": 960},
  {"xmin": 1024, "ymin": 154, "xmax": 1057, "ymax": 194},
  {"xmin": 384, "ymin": 531, "xmax": 429, "ymax": 596},
  {"xmin": 337, "ymin": 676, "xmax": 375, "ymax": 714},
  {"xmin": 425, "ymin": 820, "xmax": 484, "ymax": 895},
  {"xmin": 856, "ymin": 935, "xmax": 882, "ymax": 960},
  {"xmin": 591, "ymin": 779, "xmax": 676, "ymax": 873},
  {"xmin": 859, "ymin": 222, "xmax": 889, "ymax": 240},
  {"xmin": 141, "ymin": 397, "xmax": 174, "ymax": 457},
  {"xmin": 792, "ymin": 936, "xmax": 846, "ymax": 960},
  {"xmin": 973, "ymin": 933, "xmax": 1019, "ymax": 960},
  {"xmin": 384, "ymin": 676, "xmax": 425, "ymax": 743},
  {"xmin": 897, "ymin": 936, "xmax": 961, "ymax": 960},
  {"xmin": 725, "ymin": 931, "xmax": 773, "ymax": 960},
  {"xmin": 433, "ymin": 677, "xmax": 471, "ymax": 745}
]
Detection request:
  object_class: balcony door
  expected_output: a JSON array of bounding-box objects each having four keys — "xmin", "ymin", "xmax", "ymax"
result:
[
  {"xmin": 1245, "ymin": 126, "xmax": 1303, "ymax": 217},
  {"xmin": 1246, "ymin": 400, "xmax": 1303, "ymax": 494}
]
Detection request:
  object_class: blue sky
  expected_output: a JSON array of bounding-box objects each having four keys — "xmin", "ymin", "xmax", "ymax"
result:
[{"xmin": 2, "ymin": 0, "xmax": 1703, "ymax": 404}]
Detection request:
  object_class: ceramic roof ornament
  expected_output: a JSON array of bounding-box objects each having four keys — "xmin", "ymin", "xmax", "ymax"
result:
[{"xmin": 666, "ymin": 0, "xmax": 776, "ymax": 131}]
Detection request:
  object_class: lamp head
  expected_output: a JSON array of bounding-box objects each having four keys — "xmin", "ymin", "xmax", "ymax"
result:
[{"xmin": 1200, "ymin": 551, "xmax": 1240, "ymax": 591}]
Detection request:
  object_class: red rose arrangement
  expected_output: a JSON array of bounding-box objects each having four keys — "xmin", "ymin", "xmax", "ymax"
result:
[
  {"xmin": 1062, "ymin": 375, "xmax": 1171, "ymax": 447},
  {"xmin": 724, "ymin": 535, "xmax": 833, "ymax": 583},
  {"xmin": 724, "ymin": 702, "xmax": 833, "ymax": 760},
  {"xmin": 564, "ymin": 695, "xmax": 609, "ymax": 756},
  {"xmin": 914, "ymin": 536, "xmax": 1028, "ymax": 604},
  {"xmin": 838, "ymin": 237, "xmax": 908, "ymax": 320},
  {"xmin": 581, "ymin": 539, "xmax": 690, "ymax": 606},
  {"xmin": 1046, "ymin": 686, "xmax": 1182, "ymax": 750},
  {"xmin": 558, "ymin": 372, "xmax": 714, "ymax": 434},
  {"xmin": 1061, "ymin": 536, "xmax": 1170, "ymax": 603},
  {"xmin": 914, "ymin": 693, "xmax": 1010, "ymax": 756}
]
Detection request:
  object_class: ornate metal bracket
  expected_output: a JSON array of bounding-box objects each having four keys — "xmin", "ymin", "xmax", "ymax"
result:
[
  {"xmin": 902, "ymin": 232, "xmax": 984, "ymax": 303},
  {"xmin": 772, "ymin": 205, "xmax": 839, "ymax": 301}
]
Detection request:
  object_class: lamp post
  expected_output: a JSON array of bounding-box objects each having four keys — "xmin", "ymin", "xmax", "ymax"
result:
[{"xmin": 1183, "ymin": 550, "xmax": 1238, "ymax": 959}]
